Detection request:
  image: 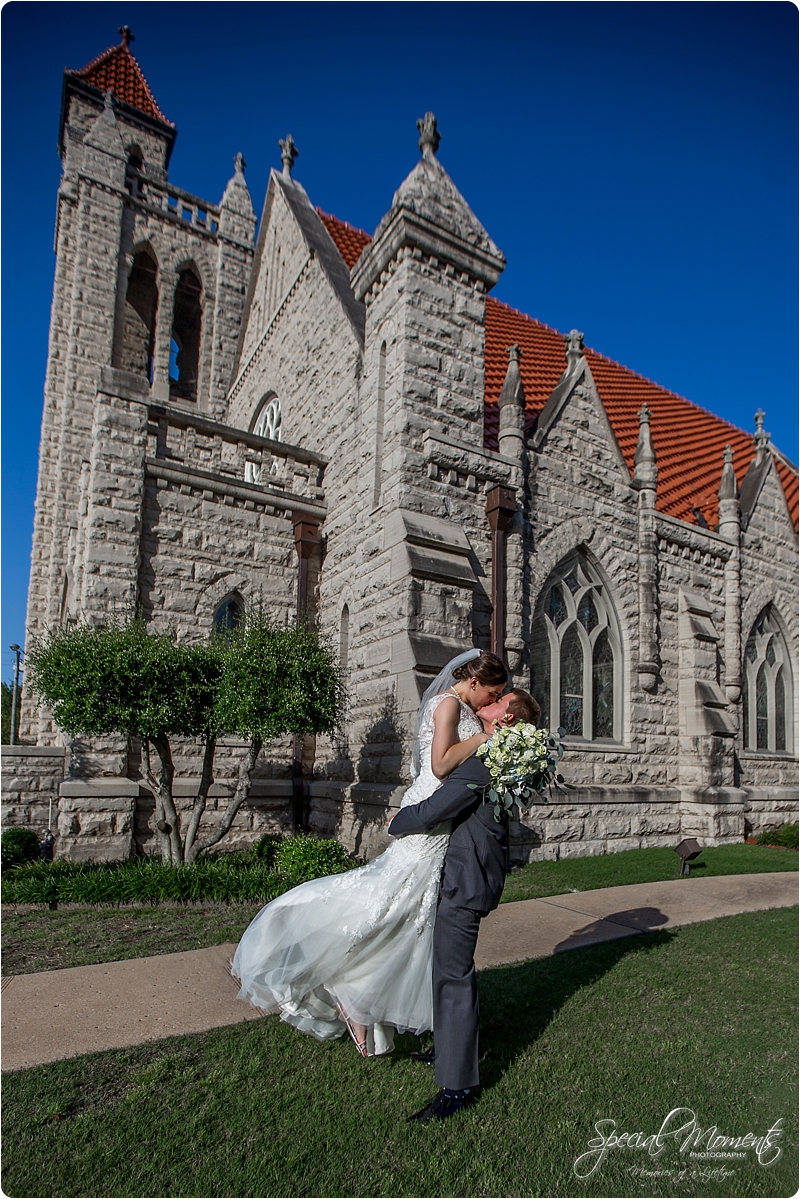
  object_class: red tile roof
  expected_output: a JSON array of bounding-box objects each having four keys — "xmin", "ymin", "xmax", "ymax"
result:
[
  {"xmin": 317, "ymin": 209, "xmax": 371, "ymax": 270},
  {"xmin": 68, "ymin": 39, "xmax": 172, "ymax": 126},
  {"xmin": 319, "ymin": 211, "xmax": 798, "ymax": 531}
]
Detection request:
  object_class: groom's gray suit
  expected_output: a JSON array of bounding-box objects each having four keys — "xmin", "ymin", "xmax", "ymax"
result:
[{"xmin": 388, "ymin": 754, "xmax": 508, "ymax": 1091}]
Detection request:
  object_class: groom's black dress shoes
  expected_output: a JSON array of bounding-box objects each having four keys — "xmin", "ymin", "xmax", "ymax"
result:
[
  {"xmin": 408, "ymin": 1088, "xmax": 475, "ymax": 1123},
  {"xmin": 410, "ymin": 1045, "xmax": 436, "ymax": 1065}
]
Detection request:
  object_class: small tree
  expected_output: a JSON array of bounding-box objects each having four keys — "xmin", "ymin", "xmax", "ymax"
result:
[
  {"xmin": 205, "ymin": 613, "xmax": 345, "ymax": 861},
  {"xmin": 27, "ymin": 620, "xmax": 222, "ymax": 863},
  {"xmin": 26, "ymin": 614, "xmax": 345, "ymax": 864}
]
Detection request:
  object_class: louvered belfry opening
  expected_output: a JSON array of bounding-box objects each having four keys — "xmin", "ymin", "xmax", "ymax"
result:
[
  {"xmin": 169, "ymin": 269, "xmax": 202, "ymax": 403},
  {"xmin": 119, "ymin": 250, "xmax": 158, "ymax": 382}
]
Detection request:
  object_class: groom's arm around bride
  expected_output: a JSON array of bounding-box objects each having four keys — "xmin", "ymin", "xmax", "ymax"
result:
[{"xmin": 388, "ymin": 689, "xmax": 540, "ymax": 1122}]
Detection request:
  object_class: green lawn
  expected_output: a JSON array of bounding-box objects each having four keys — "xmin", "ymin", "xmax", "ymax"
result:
[
  {"xmin": 1, "ymin": 904, "xmax": 260, "ymax": 976},
  {"xmin": 3, "ymin": 844, "xmax": 796, "ymax": 977},
  {"xmin": 2, "ymin": 907, "xmax": 796, "ymax": 1198},
  {"xmin": 502, "ymin": 842, "xmax": 798, "ymax": 903}
]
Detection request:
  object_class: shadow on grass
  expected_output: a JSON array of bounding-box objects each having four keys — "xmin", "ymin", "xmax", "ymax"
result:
[{"xmin": 473, "ymin": 926, "xmax": 677, "ymax": 1092}]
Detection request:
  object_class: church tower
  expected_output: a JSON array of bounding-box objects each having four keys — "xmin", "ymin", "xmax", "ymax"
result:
[{"xmin": 23, "ymin": 29, "xmax": 255, "ymax": 740}]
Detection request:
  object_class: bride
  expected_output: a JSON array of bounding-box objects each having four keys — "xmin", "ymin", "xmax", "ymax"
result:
[{"xmin": 232, "ymin": 648, "xmax": 507, "ymax": 1056}]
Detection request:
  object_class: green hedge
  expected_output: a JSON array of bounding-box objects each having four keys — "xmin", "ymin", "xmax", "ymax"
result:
[
  {"xmin": 756, "ymin": 822, "xmax": 799, "ymax": 850},
  {"xmin": 1, "ymin": 828, "xmax": 40, "ymax": 871},
  {"xmin": 1, "ymin": 835, "xmax": 360, "ymax": 907}
]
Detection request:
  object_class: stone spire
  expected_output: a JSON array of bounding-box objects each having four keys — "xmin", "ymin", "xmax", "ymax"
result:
[
  {"xmin": 633, "ymin": 403, "xmax": 657, "ymax": 489},
  {"xmin": 81, "ymin": 89, "xmax": 126, "ymax": 184},
  {"xmin": 279, "ymin": 134, "xmax": 298, "ymax": 179},
  {"xmin": 718, "ymin": 445, "xmax": 739, "ymax": 502},
  {"xmin": 219, "ymin": 151, "xmax": 255, "ymax": 242},
  {"xmin": 351, "ymin": 113, "xmax": 505, "ymax": 299},
  {"xmin": 634, "ymin": 402, "xmax": 659, "ymax": 692},
  {"xmin": 718, "ymin": 444, "xmax": 741, "ymax": 542},
  {"xmin": 565, "ymin": 329, "xmax": 584, "ymax": 370},
  {"xmin": 753, "ymin": 408, "xmax": 770, "ymax": 460},
  {"xmin": 498, "ymin": 345, "xmax": 526, "ymax": 463}
]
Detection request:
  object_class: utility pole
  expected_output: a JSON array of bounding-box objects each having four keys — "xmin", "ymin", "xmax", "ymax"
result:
[{"xmin": 9, "ymin": 644, "xmax": 21, "ymax": 745}]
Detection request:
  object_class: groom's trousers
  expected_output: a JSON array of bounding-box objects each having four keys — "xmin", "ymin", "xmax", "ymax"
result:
[{"xmin": 432, "ymin": 896, "xmax": 483, "ymax": 1091}]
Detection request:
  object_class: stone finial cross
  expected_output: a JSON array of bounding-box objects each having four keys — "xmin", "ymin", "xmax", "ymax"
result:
[
  {"xmin": 639, "ymin": 402, "xmax": 651, "ymax": 425},
  {"xmin": 565, "ymin": 328, "xmax": 584, "ymax": 367},
  {"xmin": 118, "ymin": 26, "xmax": 134, "ymax": 49},
  {"xmin": 753, "ymin": 407, "xmax": 770, "ymax": 455},
  {"xmin": 234, "ymin": 152, "xmax": 246, "ymax": 176},
  {"xmin": 417, "ymin": 112, "xmax": 441, "ymax": 158},
  {"xmin": 723, "ymin": 444, "xmax": 734, "ymax": 466},
  {"xmin": 279, "ymin": 134, "xmax": 298, "ymax": 178},
  {"xmin": 507, "ymin": 344, "xmax": 522, "ymax": 364}
]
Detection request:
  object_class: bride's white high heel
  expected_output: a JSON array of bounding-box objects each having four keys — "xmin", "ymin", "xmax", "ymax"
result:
[{"xmin": 337, "ymin": 1005, "xmax": 370, "ymax": 1058}]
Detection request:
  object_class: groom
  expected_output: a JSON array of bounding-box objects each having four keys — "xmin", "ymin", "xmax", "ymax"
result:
[{"xmin": 388, "ymin": 687, "xmax": 540, "ymax": 1122}]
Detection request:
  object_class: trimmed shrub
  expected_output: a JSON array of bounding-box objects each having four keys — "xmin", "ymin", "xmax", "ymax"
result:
[
  {"xmin": 1, "ymin": 828, "xmax": 40, "ymax": 871},
  {"xmin": 274, "ymin": 834, "xmax": 358, "ymax": 885},
  {"xmin": 0, "ymin": 836, "xmax": 359, "ymax": 906},
  {"xmin": 756, "ymin": 822, "xmax": 799, "ymax": 850},
  {"xmin": 252, "ymin": 834, "xmax": 282, "ymax": 866}
]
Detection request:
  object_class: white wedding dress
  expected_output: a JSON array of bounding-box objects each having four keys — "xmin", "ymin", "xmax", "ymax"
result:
[{"xmin": 232, "ymin": 693, "xmax": 483, "ymax": 1053}]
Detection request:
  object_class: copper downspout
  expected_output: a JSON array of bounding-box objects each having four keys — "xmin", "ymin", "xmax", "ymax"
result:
[
  {"xmin": 292, "ymin": 514, "xmax": 319, "ymax": 831},
  {"xmin": 485, "ymin": 485, "xmax": 517, "ymax": 663}
]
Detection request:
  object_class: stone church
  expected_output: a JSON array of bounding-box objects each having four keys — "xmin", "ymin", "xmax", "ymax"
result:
[{"xmin": 5, "ymin": 31, "xmax": 798, "ymax": 862}]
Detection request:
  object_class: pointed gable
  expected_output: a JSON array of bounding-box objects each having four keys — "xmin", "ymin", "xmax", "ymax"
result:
[
  {"xmin": 67, "ymin": 35, "xmax": 173, "ymax": 126},
  {"xmin": 312, "ymin": 211, "xmax": 799, "ymax": 534},
  {"xmin": 484, "ymin": 297, "xmax": 798, "ymax": 533}
]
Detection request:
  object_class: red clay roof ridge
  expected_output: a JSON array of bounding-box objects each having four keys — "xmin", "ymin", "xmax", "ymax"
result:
[{"xmin": 315, "ymin": 208, "xmax": 371, "ymax": 236}]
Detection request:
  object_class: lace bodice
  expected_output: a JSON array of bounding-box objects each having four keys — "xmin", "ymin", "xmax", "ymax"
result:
[{"xmin": 403, "ymin": 692, "xmax": 483, "ymax": 805}]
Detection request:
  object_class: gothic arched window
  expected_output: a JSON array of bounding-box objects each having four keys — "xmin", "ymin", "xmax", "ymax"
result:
[
  {"xmin": 119, "ymin": 249, "xmax": 158, "ymax": 382},
  {"xmin": 531, "ymin": 551, "xmax": 622, "ymax": 741},
  {"xmin": 742, "ymin": 607, "xmax": 793, "ymax": 753},
  {"xmin": 213, "ymin": 595, "xmax": 244, "ymax": 639},
  {"xmin": 246, "ymin": 395, "xmax": 282, "ymax": 482},
  {"xmin": 169, "ymin": 268, "xmax": 202, "ymax": 403}
]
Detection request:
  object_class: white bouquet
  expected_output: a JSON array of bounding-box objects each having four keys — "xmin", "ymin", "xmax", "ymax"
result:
[{"xmin": 471, "ymin": 723, "xmax": 569, "ymax": 821}]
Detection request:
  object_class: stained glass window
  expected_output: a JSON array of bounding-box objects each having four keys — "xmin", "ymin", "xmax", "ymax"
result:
[
  {"xmin": 531, "ymin": 617, "xmax": 550, "ymax": 728},
  {"xmin": 560, "ymin": 624, "xmax": 584, "ymax": 734},
  {"xmin": 742, "ymin": 606, "xmax": 793, "ymax": 753},
  {"xmin": 548, "ymin": 584, "xmax": 567, "ymax": 628},
  {"xmin": 755, "ymin": 665, "xmax": 768, "ymax": 750},
  {"xmin": 214, "ymin": 596, "xmax": 244, "ymax": 639},
  {"xmin": 593, "ymin": 630, "xmax": 614, "ymax": 739},
  {"xmin": 578, "ymin": 591, "xmax": 599, "ymax": 633},
  {"xmin": 775, "ymin": 669, "xmax": 786, "ymax": 752},
  {"xmin": 535, "ymin": 551, "xmax": 621, "ymax": 742}
]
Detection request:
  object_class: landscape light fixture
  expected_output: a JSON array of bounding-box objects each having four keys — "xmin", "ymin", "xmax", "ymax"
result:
[{"xmin": 674, "ymin": 837, "xmax": 702, "ymax": 877}]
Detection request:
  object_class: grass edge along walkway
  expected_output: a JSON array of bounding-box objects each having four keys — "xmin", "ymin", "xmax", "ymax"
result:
[
  {"xmin": 2, "ymin": 905, "xmax": 796, "ymax": 1199},
  {"xmin": 2, "ymin": 871, "xmax": 797, "ymax": 1074},
  {"xmin": 2, "ymin": 843, "xmax": 798, "ymax": 978}
]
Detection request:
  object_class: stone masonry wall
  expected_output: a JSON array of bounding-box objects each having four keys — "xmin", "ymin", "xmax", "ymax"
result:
[{"xmin": 1, "ymin": 747, "xmax": 67, "ymax": 838}]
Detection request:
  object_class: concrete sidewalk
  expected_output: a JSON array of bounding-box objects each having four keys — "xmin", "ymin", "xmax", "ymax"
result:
[{"xmin": 2, "ymin": 871, "xmax": 796, "ymax": 1073}]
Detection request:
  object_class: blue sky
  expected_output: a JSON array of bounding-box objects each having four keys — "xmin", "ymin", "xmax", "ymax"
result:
[{"xmin": 2, "ymin": 1, "xmax": 797, "ymax": 678}]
